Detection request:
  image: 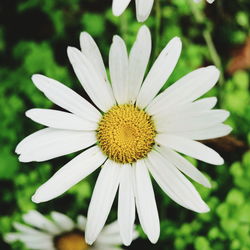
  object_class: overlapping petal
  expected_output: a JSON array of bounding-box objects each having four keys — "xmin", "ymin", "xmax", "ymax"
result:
[
  {"xmin": 147, "ymin": 150, "xmax": 210, "ymax": 213},
  {"xmin": 136, "ymin": 37, "xmax": 182, "ymax": 109},
  {"xmin": 32, "ymin": 74, "xmax": 101, "ymax": 122},
  {"xmin": 133, "ymin": 160, "xmax": 160, "ymax": 243},
  {"xmin": 67, "ymin": 47, "xmax": 116, "ymax": 111},
  {"xmin": 118, "ymin": 165, "xmax": 136, "ymax": 246},
  {"xmin": 109, "ymin": 35, "xmax": 129, "ymax": 104},
  {"xmin": 32, "ymin": 146, "xmax": 106, "ymax": 203},
  {"xmin": 85, "ymin": 160, "xmax": 121, "ymax": 245},
  {"xmin": 16, "ymin": 128, "xmax": 97, "ymax": 162}
]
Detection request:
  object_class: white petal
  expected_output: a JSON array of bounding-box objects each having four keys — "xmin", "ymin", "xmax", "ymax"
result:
[
  {"xmin": 4, "ymin": 233, "xmax": 22, "ymax": 243},
  {"xmin": 174, "ymin": 124, "xmax": 232, "ymax": 140},
  {"xmin": 17, "ymin": 234, "xmax": 52, "ymax": 243},
  {"xmin": 22, "ymin": 210, "xmax": 61, "ymax": 234},
  {"xmin": 7, "ymin": 233, "xmax": 53, "ymax": 248},
  {"xmin": 77, "ymin": 215, "xmax": 87, "ymax": 230},
  {"xmin": 151, "ymin": 96, "xmax": 217, "ymax": 120},
  {"xmin": 32, "ymin": 146, "xmax": 106, "ymax": 203},
  {"xmin": 156, "ymin": 134, "xmax": 224, "ymax": 165},
  {"xmin": 135, "ymin": 0, "xmax": 154, "ymax": 22},
  {"xmin": 207, "ymin": 0, "xmax": 215, "ymax": 3},
  {"xmin": 94, "ymin": 246, "xmax": 122, "ymax": 250},
  {"xmin": 128, "ymin": 25, "xmax": 151, "ymax": 103},
  {"xmin": 26, "ymin": 109, "xmax": 97, "ymax": 131},
  {"xmin": 156, "ymin": 110, "xmax": 230, "ymax": 133},
  {"xmin": 134, "ymin": 160, "xmax": 160, "ymax": 244},
  {"xmin": 147, "ymin": 66, "xmax": 219, "ymax": 115},
  {"xmin": 100, "ymin": 221, "xmax": 120, "ymax": 235},
  {"xmin": 24, "ymin": 239, "xmax": 55, "ymax": 250},
  {"xmin": 112, "ymin": 0, "xmax": 131, "ymax": 16},
  {"xmin": 159, "ymin": 147, "xmax": 211, "ymax": 188},
  {"xmin": 13, "ymin": 222, "xmax": 50, "ymax": 237},
  {"xmin": 85, "ymin": 160, "xmax": 121, "ymax": 245},
  {"xmin": 67, "ymin": 47, "xmax": 116, "ymax": 112},
  {"xmin": 109, "ymin": 35, "xmax": 129, "ymax": 104},
  {"xmin": 51, "ymin": 211, "xmax": 75, "ymax": 231},
  {"xmin": 31, "ymin": 74, "xmax": 100, "ymax": 122},
  {"xmin": 17, "ymin": 128, "xmax": 97, "ymax": 162},
  {"xmin": 136, "ymin": 37, "xmax": 182, "ymax": 109},
  {"xmin": 147, "ymin": 150, "xmax": 209, "ymax": 213},
  {"xmin": 118, "ymin": 165, "xmax": 135, "ymax": 246},
  {"xmin": 80, "ymin": 32, "xmax": 108, "ymax": 82},
  {"xmin": 96, "ymin": 233, "xmax": 122, "ymax": 245}
]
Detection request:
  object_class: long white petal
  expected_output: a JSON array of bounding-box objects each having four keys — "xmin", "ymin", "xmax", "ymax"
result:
[
  {"xmin": 174, "ymin": 124, "xmax": 232, "ymax": 140},
  {"xmin": 4, "ymin": 233, "xmax": 23, "ymax": 243},
  {"xmin": 85, "ymin": 160, "xmax": 121, "ymax": 245},
  {"xmin": 13, "ymin": 222, "xmax": 49, "ymax": 236},
  {"xmin": 51, "ymin": 211, "xmax": 75, "ymax": 231},
  {"xmin": 109, "ymin": 35, "xmax": 129, "ymax": 104},
  {"xmin": 147, "ymin": 66, "xmax": 219, "ymax": 114},
  {"xmin": 118, "ymin": 165, "xmax": 135, "ymax": 246},
  {"xmin": 24, "ymin": 239, "xmax": 55, "ymax": 250},
  {"xmin": 112, "ymin": 0, "xmax": 131, "ymax": 16},
  {"xmin": 134, "ymin": 160, "xmax": 160, "ymax": 243},
  {"xmin": 31, "ymin": 74, "xmax": 100, "ymax": 122},
  {"xmin": 95, "ymin": 246, "xmax": 122, "ymax": 250},
  {"xmin": 32, "ymin": 146, "xmax": 106, "ymax": 203},
  {"xmin": 22, "ymin": 210, "xmax": 61, "ymax": 234},
  {"xmin": 128, "ymin": 25, "xmax": 151, "ymax": 102},
  {"xmin": 156, "ymin": 110, "xmax": 230, "ymax": 133},
  {"xmin": 147, "ymin": 150, "xmax": 210, "ymax": 213},
  {"xmin": 156, "ymin": 134, "xmax": 224, "ymax": 165},
  {"xmin": 26, "ymin": 109, "xmax": 97, "ymax": 131},
  {"xmin": 96, "ymin": 233, "xmax": 122, "ymax": 245},
  {"xmin": 135, "ymin": 0, "xmax": 154, "ymax": 22},
  {"xmin": 151, "ymin": 96, "xmax": 217, "ymax": 119},
  {"xmin": 80, "ymin": 32, "xmax": 108, "ymax": 82},
  {"xmin": 77, "ymin": 215, "xmax": 87, "ymax": 231},
  {"xmin": 136, "ymin": 37, "xmax": 182, "ymax": 109},
  {"xmin": 17, "ymin": 128, "xmax": 97, "ymax": 162},
  {"xmin": 100, "ymin": 221, "xmax": 119, "ymax": 235},
  {"xmin": 67, "ymin": 47, "xmax": 116, "ymax": 112},
  {"xmin": 159, "ymin": 147, "xmax": 211, "ymax": 187}
]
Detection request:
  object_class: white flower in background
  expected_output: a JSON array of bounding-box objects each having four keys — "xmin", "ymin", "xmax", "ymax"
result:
[
  {"xmin": 16, "ymin": 25, "xmax": 231, "ymax": 245},
  {"xmin": 4, "ymin": 210, "xmax": 130, "ymax": 250},
  {"xmin": 112, "ymin": 0, "xmax": 215, "ymax": 22}
]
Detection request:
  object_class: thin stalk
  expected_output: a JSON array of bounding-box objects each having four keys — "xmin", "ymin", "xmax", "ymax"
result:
[
  {"xmin": 120, "ymin": 13, "xmax": 128, "ymax": 42},
  {"xmin": 154, "ymin": 0, "xmax": 162, "ymax": 59},
  {"xmin": 188, "ymin": 0, "xmax": 224, "ymax": 85}
]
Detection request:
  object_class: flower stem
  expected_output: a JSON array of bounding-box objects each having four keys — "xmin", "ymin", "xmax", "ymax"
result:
[
  {"xmin": 188, "ymin": 0, "xmax": 224, "ymax": 85},
  {"xmin": 120, "ymin": 12, "xmax": 128, "ymax": 41},
  {"xmin": 154, "ymin": 0, "xmax": 162, "ymax": 59}
]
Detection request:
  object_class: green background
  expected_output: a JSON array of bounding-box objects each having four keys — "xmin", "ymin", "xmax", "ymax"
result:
[{"xmin": 0, "ymin": 0, "xmax": 250, "ymax": 249}]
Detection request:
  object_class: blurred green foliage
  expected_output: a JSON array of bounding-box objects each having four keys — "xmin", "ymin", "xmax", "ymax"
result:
[{"xmin": 0, "ymin": 0, "xmax": 249, "ymax": 249}]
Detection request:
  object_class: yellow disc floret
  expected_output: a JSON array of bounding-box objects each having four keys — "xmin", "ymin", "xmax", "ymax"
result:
[
  {"xmin": 97, "ymin": 104, "xmax": 156, "ymax": 164},
  {"xmin": 55, "ymin": 231, "xmax": 88, "ymax": 250}
]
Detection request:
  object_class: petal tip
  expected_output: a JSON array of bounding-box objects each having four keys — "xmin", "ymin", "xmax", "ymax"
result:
[{"xmin": 31, "ymin": 194, "xmax": 41, "ymax": 204}]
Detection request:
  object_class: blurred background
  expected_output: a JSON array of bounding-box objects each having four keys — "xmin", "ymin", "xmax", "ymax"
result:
[{"xmin": 0, "ymin": 0, "xmax": 249, "ymax": 249}]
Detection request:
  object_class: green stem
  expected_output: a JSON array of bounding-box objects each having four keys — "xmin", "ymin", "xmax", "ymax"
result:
[
  {"xmin": 203, "ymin": 30, "xmax": 224, "ymax": 84},
  {"xmin": 154, "ymin": 0, "xmax": 162, "ymax": 59},
  {"xmin": 120, "ymin": 13, "xmax": 128, "ymax": 42},
  {"xmin": 188, "ymin": 0, "xmax": 224, "ymax": 85}
]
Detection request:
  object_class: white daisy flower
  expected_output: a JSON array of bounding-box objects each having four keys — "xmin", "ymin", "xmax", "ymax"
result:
[
  {"xmin": 16, "ymin": 25, "xmax": 231, "ymax": 245},
  {"xmin": 112, "ymin": 0, "xmax": 215, "ymax": 22},
  {"xmin": 4, "ymin": 210, "xmax": 131, "ymax": 250}
]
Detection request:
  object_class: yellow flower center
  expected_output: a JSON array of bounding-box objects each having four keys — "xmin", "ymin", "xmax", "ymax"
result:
[
  {"xmin": 97, "ymin": 104, "xmax": 156, "ymax": 164},
  {"xmin": 55, "ymin": 231, "xmax": 88, "ymax": 250}
]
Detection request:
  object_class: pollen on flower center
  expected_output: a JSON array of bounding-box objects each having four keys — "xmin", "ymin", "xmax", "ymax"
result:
[
  {"xmin": 97, "ymin": 104, "xmax": 156, "ymax": 164},
  {"xmin": 54, "ymin": 230, "xmax": 88, "ymax": 250}
]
